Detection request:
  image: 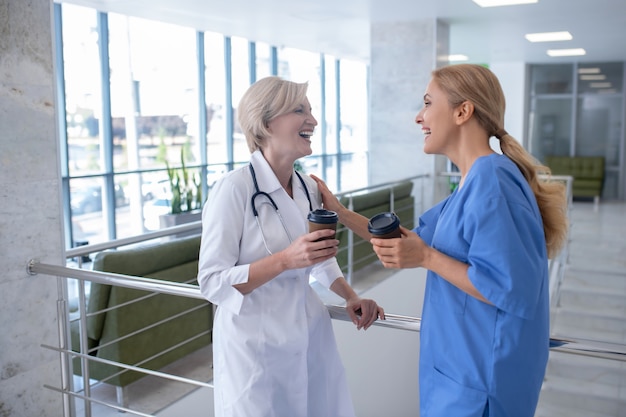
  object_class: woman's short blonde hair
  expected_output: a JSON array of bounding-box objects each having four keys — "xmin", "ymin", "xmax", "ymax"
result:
[{"xmin": 237, "ymin": 76, "xmax": 309, "ymax": 153}]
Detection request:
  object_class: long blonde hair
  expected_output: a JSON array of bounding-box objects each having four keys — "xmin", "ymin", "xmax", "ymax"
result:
[{"xmin": 432, "ymin": 64, "xmax": 568, "ymax": 258}]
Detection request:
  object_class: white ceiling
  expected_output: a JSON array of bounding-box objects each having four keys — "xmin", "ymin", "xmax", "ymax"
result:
[{"xmin": 59, "ymin": 0, "xmax": 626, "ymax": 65}]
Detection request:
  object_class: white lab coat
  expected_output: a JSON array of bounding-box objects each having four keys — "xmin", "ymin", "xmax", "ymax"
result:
[{"xmin": 198, "ymin": 150, "xmax": 355, "ymax": 417}]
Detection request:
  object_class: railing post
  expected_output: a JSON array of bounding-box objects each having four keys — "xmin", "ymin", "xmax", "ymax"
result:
[
  {"xmin": 78, "ymin": 279, "xmax": 93, "ymax": 417},
  {"xmin": 347, "ymin": 195, "xmax": 354, "ymax": 285},
  {"xmin": 56, "ymin": 277, "xmax": 74, "ymax": 417}
]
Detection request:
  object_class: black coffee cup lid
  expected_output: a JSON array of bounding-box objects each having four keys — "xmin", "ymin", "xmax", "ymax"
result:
[
  {"xmin": 308, "ymin": 209, "xmax": 338, "ymax": 224},
  {"xmin": 368, "ymin": 212, "xmax": 400, "ymax": 235}
]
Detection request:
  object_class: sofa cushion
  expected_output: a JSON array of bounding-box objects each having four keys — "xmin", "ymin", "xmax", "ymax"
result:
[
  {"xmin": 545, "ymin": 156, "xmax": 605, "ymax": 198},
  {"xmin": 94, "ymin": 235, "xmax": 201, "ymax": 277},
  {"xmin": 85, "ymin": 235, "xmax": 201, "ymax": 342}
]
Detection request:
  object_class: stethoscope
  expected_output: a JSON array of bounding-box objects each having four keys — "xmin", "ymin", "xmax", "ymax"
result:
[{"xmin": 249, "ymin": 163, "xmax": 313, "ymax": 255}]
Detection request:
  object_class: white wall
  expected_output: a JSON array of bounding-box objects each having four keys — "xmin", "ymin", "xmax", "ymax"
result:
[
  {"xmin": 333, "ymin": 268, "xmax": 427, "ymax": 417},
  {"xmin": 490, "ymin": 61, "xmax": 528, "ymax": 143},
  {"xmin": 369, "ymin": 19, "xmax": 452, "ymax": 210}
]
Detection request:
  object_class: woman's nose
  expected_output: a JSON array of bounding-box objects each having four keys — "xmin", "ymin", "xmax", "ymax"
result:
[{"xmin": 415, "ymin": 110, "xmax": 423, "ymax": 124}]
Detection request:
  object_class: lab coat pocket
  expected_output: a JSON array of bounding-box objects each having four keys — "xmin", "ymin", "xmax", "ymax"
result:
[{"xmin": 425, "ymin": 366, "xmax": 488, "ymax": 417}]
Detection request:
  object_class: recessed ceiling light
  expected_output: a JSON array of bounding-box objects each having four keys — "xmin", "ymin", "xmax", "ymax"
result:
[
  {"xmin": 473, "ymin": 0, "xmax": 538, "ymax": 7},
  {"xmin": 590, "ymin": 82, "xmax": 612, "ymax": 89},
  {"xmin": 580, "ymin": 75, "xmax": 606, "ymax": 81},
  {"xmin": 546, "ymin": 48, "xmax": 586, "ymax": 57},
  {"xmin": 525, "ymin": 31, "xmax": 572, "ymax": 42},
  {"xmin": 448, "ymin": 54, "xmax": 469, "ymax": 62},
  {"xmin": 578, "ymin": 67, "xmax": 601, "ymax": 74}
]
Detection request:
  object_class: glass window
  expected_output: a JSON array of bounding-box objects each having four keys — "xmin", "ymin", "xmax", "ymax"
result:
[
  {"xmin": 528, "ymin": 62, "xmax": 625, "ymax": 201},
  {"xmin": 339, "ymin": 59, "xmax": 368, "ymax": 190},
  {"xmin": 530, "ymin": 64, "xmax": 574, "ymax": 95},
  {"xmin": 108, "ymin": 14, "xmax": 198, "ymax": 170},
  {"xmin": 107, "ymin": 15, "xmax": 198, "ymax": 238},
  {"xmin": 204, "ymin": 32, "xmax": 228, "ymax": 168},
  {"xmin": 576, "ymin": 95, "xmax": 622, "ymax": 165},
  {"xmin": 339, "ymin": 59, "xmax": 367, "ymax": 154},
  {"xmin": 61, "ymin": 5, "xmax": 106, "ymax": 247},
  {"xmin": 59, "ymin": 4, "xmax": 371, "ymax": 248},
  {"xmin": 62, "ymin": 5, "xmax": 102, "ymax": 177},
  {"xmin": 324, "ymin": 56, "xmax": 339, "ymax": 156},
  {"xmin": 231, "ymin": 36, "xmax": 252, "ymax": 164},
  {"xmin": 603, "ymin": 170, "xmax": 619, "ymax": 201},
  {"xmin": 69, "ymin": 177, "xmax": 129, "ymax": 245},
  {"xmin": 255, "ymin": 41, "xmax": 273, "ymax": 80},
  {"xmin": 320, "ymin": 56, "xmax": 340, "ymax": 191},
  {"xmin": 528, "ymin": 97, "xmax": 573, "ymax": 163},
  {"xmin": 574, "ymin": 89, "xmax": 622, "ymax": 198}
]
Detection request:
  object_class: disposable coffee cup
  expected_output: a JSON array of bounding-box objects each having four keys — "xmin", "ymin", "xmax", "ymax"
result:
[
  {"xmin": 308, "ymin": 209, "xmax": 339, "ymax": 241},
  {"xmin": 368, "ymin": 212, "xmax": 401, "ymax": 239}
]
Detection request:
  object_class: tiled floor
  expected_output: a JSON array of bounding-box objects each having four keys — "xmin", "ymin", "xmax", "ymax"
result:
[
  {"xmin": 73, "ymin": 200, "xmax": 626, "ymax": 417},
  {"xmin": 536, "ymin": 200, "xmax": 626, "ymax": 417}
]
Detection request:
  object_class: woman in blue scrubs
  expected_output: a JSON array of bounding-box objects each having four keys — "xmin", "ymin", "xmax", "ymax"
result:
[{"xmin": 313, "ymin": 64, "xmax": 569, "ymax": 416}]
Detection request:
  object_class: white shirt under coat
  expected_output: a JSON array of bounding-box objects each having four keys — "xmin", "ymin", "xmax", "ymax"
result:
[{"xmin": 198, "ymin": 150, "xmax": 355, "ymax": 417}]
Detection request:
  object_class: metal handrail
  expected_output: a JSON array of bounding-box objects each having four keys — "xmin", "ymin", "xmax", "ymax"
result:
[
  {"xmin": 334, "ymin": 174, "xmax": 429, "ymax": 200},
  {"xmin": 65, "ymin": 221, "xmax": 202, "ymax": 259},
  {"xmin": 28, "ymin": 260, "xmax": 626, "ymax": 363}
]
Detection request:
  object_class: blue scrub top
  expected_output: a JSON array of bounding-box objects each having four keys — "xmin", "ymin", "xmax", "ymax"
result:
[{"xmin": 416, "ymin": 154, "xmax": 550, "ymax": 417}]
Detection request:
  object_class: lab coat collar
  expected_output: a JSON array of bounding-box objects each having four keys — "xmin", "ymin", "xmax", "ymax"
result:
[{"xmin": 250, "ymin": 150, "xmax": 303, "ymax": 197}]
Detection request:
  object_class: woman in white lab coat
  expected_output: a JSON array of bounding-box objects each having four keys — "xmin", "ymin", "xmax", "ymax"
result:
[{"xmin": 197, "ymin": 76, "xmax": 385, "ymax": 417}]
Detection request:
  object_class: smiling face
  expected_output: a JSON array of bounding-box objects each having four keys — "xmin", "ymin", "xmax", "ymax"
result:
[
  {"xmin": 415, "ymin": 79, "xmax": 460, "ymax": 156},
  {"xmin": 265, "ymin": 97, "xmax": 317, "ymax": 160}
]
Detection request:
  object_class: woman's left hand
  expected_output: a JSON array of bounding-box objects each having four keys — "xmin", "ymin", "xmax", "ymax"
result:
[{"xmin": 345, "ymin": 297, "xmax": 385, "ymax": 330}]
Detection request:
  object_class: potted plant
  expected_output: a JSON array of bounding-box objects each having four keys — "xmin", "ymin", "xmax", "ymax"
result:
[{"xmin": 159, "ymin": 148, "xmax": 203, "ymax": 232}]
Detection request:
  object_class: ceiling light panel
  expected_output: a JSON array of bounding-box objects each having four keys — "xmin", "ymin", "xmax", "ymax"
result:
[
  {"xmin": 525, "ymin": 31, "xmax": 572, "ymax": 42},
  {"xmin": 580, "ymin": 75, "xmax": 607, "ymax": 81},
  {"xmin": 578, "ymin": 68, "xmax": 601, "ymax": 74},
  {"xmin": 448, "ymin": 54, "xmax": 469, "ymax": 62},
  {"xmin": 547, "ymin": 48, "xmax": 586, "ymax": 57},
  {"xmin": 473, "ymin": 0, "xmax": 538, "ymax": 7}
]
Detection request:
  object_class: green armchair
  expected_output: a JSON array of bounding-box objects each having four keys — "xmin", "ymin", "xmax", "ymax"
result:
[
  {"xmin": 545, "ymin": 155, "xmax": 605, "ymax": 204},
  {"xmin": 70, "ymin": 235, "xmax": 212, "ymax": 406}
]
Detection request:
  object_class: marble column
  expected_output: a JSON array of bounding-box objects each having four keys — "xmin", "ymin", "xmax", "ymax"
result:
[
  {"xmin": 369, "ymin": 19, "xmax": 451, "ymax": 208},
  {"xmin": 0, "ymin": 0, "xmax": 65, "ymax": 415}
]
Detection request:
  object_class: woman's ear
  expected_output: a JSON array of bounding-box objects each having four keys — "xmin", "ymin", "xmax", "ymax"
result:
[{"xmin": 455, "ymin": 101, "xmax": 474, "ymax": 125}]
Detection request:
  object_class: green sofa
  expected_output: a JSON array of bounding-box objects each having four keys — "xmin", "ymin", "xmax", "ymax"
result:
[
  {"xmin": 545, "ymin": 156, "xmax": 605, "ymax": 203},
  {"xmin": 335, "ymin": 180, "xmax": 415, "ymax": 275},
  {"xmin": 70, "ymin": 234, "xmax": 212, "ymax": 405}
]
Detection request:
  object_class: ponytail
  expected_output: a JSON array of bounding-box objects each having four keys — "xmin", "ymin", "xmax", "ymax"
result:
[{"xmin": 499, "ymin": 133, "xmax": 569, "ymax": 258}]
